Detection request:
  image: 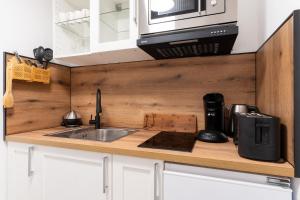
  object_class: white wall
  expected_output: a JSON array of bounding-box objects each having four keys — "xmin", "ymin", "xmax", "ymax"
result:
[
  {"xmin": 232, "ymin": 0, "xmax": 300, "ymax": 53},
  {"xmin": 257, "ymin": 0, "xmax": 300, "ymax": 48},
  {"xmin": 232, "ymin": 0, "xmax": 260, "ymax": 53},
  {"xmin": 0, "ymin": 0, "xmax": 53, "ymax": 199}
]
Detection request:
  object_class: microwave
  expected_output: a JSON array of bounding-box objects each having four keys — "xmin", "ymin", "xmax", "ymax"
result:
[{"xmin": 139, "ymin": 0, "xmax": 238, "ymax": 35}]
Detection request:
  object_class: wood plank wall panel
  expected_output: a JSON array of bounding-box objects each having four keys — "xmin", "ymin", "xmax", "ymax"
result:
[
  {"xmin": 71, "ymin": 54, "xmax": 255, "ymax": 130},
  {"xmin": 5, "ymin": 54, "xmax": 71, "ymax": 135},
  {"xmin": 256, "ymin": 17, "xmax": 294, "ymax": 165}
]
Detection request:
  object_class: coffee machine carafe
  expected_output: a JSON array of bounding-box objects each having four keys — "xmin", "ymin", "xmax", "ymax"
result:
[{"xmin": 197, "ymin": 93, "xmax": 228, "ymax": 143}]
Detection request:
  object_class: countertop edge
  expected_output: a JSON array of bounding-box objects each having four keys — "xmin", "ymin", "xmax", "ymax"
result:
[{"xmin": 6, "ymin": 133, "xmax": 295, "ymax": 178}]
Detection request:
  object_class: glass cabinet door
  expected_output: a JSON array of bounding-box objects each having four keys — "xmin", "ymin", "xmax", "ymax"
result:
[
  {"xmin": 91, "ymin": 0, "xmax": 138, "ymax": 52},
  {"xmin": 99, "ymin": 0, "xmax": 130, "ymax": 43},
  {"xmin": 54, "ymin": 0, "xmax": 90, "ymax": 56}
]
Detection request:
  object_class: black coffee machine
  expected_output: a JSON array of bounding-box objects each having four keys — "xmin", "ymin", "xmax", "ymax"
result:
[{"xmin": 197, "ymin": 93, "xmax": 228, "ymax": 143}]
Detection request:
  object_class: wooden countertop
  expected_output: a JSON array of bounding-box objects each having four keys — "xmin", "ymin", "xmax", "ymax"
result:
[{"xmin": 6, "ymin": 127, "xmax": 294, "ymax": 177}]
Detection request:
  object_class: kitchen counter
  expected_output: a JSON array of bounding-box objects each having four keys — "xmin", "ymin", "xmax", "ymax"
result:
[{"xmin": 6, "ymin": 127, "xmax": 294, "ymax": 177}]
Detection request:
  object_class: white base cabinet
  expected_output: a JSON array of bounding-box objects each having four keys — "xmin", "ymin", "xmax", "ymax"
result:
[
  {"xmin": 7, "ymin": 142, "xmax": 112, "ymax": 200},
  {"xmin": 8, "ymin": 142, "xmax": 293, "ymax": 200},
  {"xmin": 7, "ymin": 142, "xmax": 162, "ymax": 200},
  {"xmin": 40, "ymin": 146, "xmax": 111, "ymax": 200},
  {"xmin": 113, "ymin": 155, "xmax": 163, "ymax": 200},
  {"xmin": 7, "ymin": 143, "xmax": 42, "ymax": 200}
]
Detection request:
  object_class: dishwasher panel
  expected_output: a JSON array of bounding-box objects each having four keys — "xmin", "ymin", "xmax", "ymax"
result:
[{"xmin": 164, "ymin": 164, "xmax": 292, "ymax": 200}]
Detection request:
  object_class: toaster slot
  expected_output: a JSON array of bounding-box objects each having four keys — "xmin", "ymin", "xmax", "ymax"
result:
[
  {"xmin": 255, "ymin": 124, "xmax": 270, "ymax": 145},
  {"xmin": 255, "ymin": 126, "xmax": 262, "ymax": 144}
]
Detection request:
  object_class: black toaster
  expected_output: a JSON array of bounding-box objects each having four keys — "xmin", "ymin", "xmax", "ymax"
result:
[{"xmin": 237, "ymin": 113, "xmax": 281, "ymax": 162}]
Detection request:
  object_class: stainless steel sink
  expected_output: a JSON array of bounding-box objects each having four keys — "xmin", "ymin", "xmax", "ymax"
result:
[{"xmin": 46, "ymin": 127, "xmax": 136, "ymax": 142}]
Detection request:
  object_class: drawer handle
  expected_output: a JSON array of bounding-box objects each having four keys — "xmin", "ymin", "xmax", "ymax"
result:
[
  {"xmin": 154, "ymin": 163, "xmax": 160, "ymax": 200},
  {"xmin": 103, "ymin": 156, "xmax": 108, "ymax": 194},
  {"xmin": 28, "ymin": 146, "xmax": 34, "ymax": 177}
]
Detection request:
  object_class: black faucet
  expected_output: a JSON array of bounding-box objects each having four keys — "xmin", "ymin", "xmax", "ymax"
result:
[{"xmin": 89, "ymin": 89, "xmax": 102, "ymax": 129}]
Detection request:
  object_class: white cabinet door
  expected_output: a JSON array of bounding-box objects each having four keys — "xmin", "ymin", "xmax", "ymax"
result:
[
  {"xmin": 53, "ymin": 0, "xmax": 91, "ymax": 57},
  {"xmin": 40, "ymin": 146, "xmax": 112, "ymax": 200},
  {"xmin": 91, "ymin": 0, "xmax": 138, "ymax": 52},
  {"xmin": 7, "ymin": 142, "xmax": 42, "ymax": 200},
  {"xmin": 164, "ymin": 171, "xmax": 292, "ymax": 200},
  {"xmin": 113, "ymin": 155, "xmax": 163, "ymax": 200}
]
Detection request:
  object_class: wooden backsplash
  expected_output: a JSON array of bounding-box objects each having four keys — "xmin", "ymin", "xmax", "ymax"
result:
[
  {"xmin": 256, "ymin": 17, "xmax": 294, "ymax": 166},
  {"xmin": 5, "ymin": 54, "xmax": 71, "ymax": 135},
  {"xmin": 71, "ymin": 54, "xmax": 256, "ymax": 129}
]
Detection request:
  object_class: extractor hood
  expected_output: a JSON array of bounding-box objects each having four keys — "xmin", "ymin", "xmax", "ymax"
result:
[{"xmin": 137, "ymin": 23, "xmax": 239, "ymax": 59}]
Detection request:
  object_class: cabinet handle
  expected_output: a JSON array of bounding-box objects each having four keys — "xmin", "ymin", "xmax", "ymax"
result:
[
  {"xmin": 103, "ymin": 156, "xmax": 108, "ymax": 194},
  {"xmin": 154, "ymin": 163, "xmax": 160, "ymax": 200},
  {"xmin": 133, "ymin": 0, "xmax": 138, "ymax": 25},
  {"xmin": 28, "ymin": 146, "xmax": 34, "ymax": 177}
]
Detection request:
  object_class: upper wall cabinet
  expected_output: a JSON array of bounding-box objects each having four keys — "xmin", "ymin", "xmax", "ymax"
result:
[
  {"xmin": 54, "ymin": 0, "xmax": 91, "ymax": 57},
  {"xmin": 53, "ymin": 0, "xmax": 152, "ymax": 66}
]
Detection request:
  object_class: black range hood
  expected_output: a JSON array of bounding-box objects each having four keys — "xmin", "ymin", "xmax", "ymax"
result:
[{"xmin": 137, "ymin": 23, "xmax": 239, "ymax": 59}]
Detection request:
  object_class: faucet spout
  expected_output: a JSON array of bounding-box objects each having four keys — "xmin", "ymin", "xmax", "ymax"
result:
[{"xmin": 95, "ymin": 89, "xmax": 102, "ymax": 129}]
